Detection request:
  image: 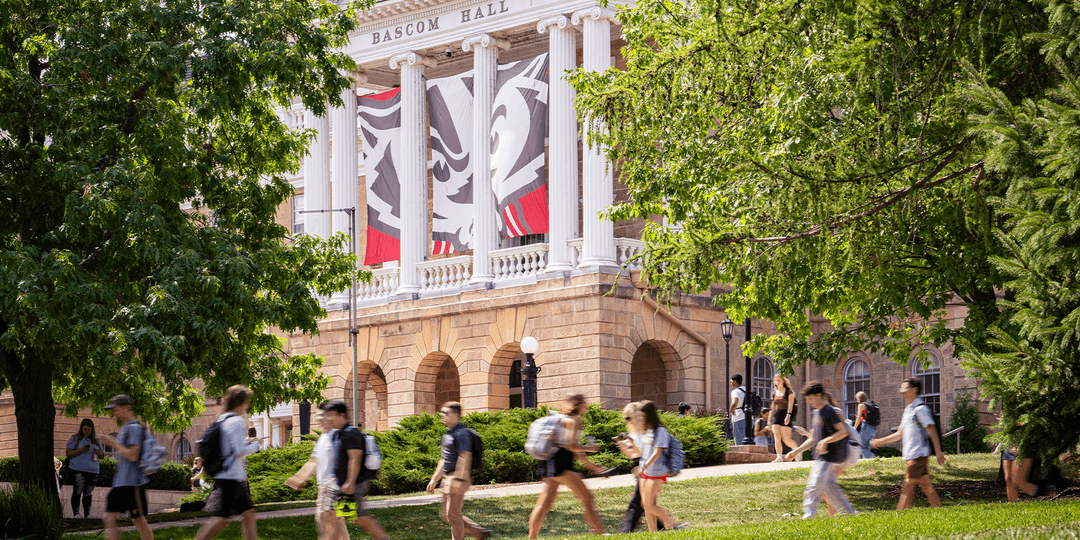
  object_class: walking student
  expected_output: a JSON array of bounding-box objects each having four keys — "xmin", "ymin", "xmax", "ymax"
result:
[
  {"xmin": 770, "ymin": 374, "xmax": 800, "ymax": 462},
  {"xmin": 527, "ymin": 394, "xmax": 606, "ymax": 540},
  {"xmin": 617, "ymin": 402, "xmax": 664, "ymax": 533},
  {"xmin": 327, "ymin": 401, "xmax": 390, "ymax": 540},
  {"xmin": 852, "ymin": 391, "xmax": 877, "ymax": 459},
  {"xmin": 196, "ymin": 385, "xmax": 262, "ymax": 540},
  {"xmin": 729, "ymin": 375, "xmax": 747, "ymax": 445},
  {"xmin": 427, "ymin": 402, "xmax": 490, "ymax": 540},
  {"xmin": 618, "ymin": 401, "xmax": 687, "ymax": 532},
  {"xmin": 66, "ymin": 419, "xmax": 105, "ymax": 518},
  {"xmin": 100, "ymin": 395, "xmax": 152, "ymax": 540},
  {"xmin": 871, "ymin": 377, "xmax": 947, "ymax": 509},
  {"xmin": 785, "ymin": 381, "xmax": 855, "ymax": 518},
  {"xmin": 286, "ymin": 403, "xmax": 349, "ymax": 540}
]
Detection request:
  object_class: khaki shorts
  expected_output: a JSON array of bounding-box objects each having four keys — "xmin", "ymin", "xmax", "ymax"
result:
[
  {"xmin": 905, "ymin": 456, "xmax": 929, "ymax": 479},
  {"xmin": 316, "ymin": 479, "xmax": 340, "ymax": 514}
]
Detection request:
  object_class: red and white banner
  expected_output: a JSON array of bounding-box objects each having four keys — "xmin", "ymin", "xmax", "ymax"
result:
[
  {"xmin": 427, "ymin": 71, "xmax": 475, "ymax": 255},
  {"xmin": 358, "ymin": 88, "xmax": 402, "ymax": 265},
  {"xmin": 491, "ymin": 53, "xmax": 550, "ymax": 238}
]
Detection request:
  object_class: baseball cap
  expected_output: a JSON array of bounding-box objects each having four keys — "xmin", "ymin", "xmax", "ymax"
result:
[{"xmin": 105, "ymin": 395, "xmax": 133, "ymax": 409}]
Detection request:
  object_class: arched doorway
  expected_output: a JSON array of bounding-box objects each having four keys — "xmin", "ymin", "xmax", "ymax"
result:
[
  {"xmin": 343, "ymin": 361, "xmax": 390, "ymax": 431},
  {"xmin": 417, "ymin": 352, "xmax": 460, "ymax": 414},
  {"xmin": 491, "ymin": 343, "xmax": 525, "ymax": 410},
  {"xmin": 630, "ymin": 340, "xmax": 679, "ymax": 409}
]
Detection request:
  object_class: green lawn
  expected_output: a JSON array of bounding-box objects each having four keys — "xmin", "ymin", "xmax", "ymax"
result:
[{"xmin": 80, "ymin": 454, "xmax": 1080, "ymax": 539}]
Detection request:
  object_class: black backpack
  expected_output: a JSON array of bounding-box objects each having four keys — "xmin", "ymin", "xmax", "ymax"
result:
[
  {"xmin": 197, "ymin": 414, "xmax": 233, "ymax": 477},
  {"xmin": 740, "ymin": 387, "xmax": 763, "ymax": 417},
  {"xmin": 865, "ymin": 401, "xmax": 881, "ymax": 427},
  {"xmin": 466, "ymin": 429, "xmax": 483, "ymax": 471}
]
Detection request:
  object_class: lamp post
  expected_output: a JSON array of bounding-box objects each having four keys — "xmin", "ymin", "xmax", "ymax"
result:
[
  {"xmin": 520, "ymin": 337, "xmax": 540, "ymax": 408},
  {"xmin": 720, "ymin": 318, "xmax": 735, "ymax": 440},
  {"xmin": 300, "ymin": 207, "xmax": 360, "ymax": 427}
]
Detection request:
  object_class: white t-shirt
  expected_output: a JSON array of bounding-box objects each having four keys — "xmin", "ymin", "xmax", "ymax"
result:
[
  {"xmin": 730, "ymin": 387, "xmax": 746, "ymax": 422},
  {"xmin": 315, "ymin": 430, "xmax": 336, "ymax": 485}
]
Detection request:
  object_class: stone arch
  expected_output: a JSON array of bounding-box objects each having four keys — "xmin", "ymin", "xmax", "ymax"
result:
[
  {"xmin": 630, "ymin": 339, "xmax": 681, "ymax": 410},
  {"xmin": 490, "ymin": 342, "xmax": 525, "ymax": 410},
  {"xmin": 416, "ymin": 352, "xmax": 460, "ymax": 414},
  {"xmin": 344, "ymin": 360, "xmax": 390, "ymax": 431}
]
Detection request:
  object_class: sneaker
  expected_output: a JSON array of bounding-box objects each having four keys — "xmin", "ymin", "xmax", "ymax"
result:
[
  {"xmin": 673, "ymin": 522, "xmax": 689, "ymax": 530},
  {"xmin": 596, "ymin": 467, "xmax": 618, "ymax": 478},
  {"xmin": 771, "ymin": 456, "xmax": 783, "ymax": 463}
]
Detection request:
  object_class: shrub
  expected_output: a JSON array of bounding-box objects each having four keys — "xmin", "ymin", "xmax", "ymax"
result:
[
  {"xmin": 949, "ymin": 390, "xmax": 990, "ymax": 454},
  {"xmin": 245, "ymin": 440, "xmax": 318, "ymax": 505},
  {"xmin": 0, "ymin": 457, "xmax": 19, "ymax": 483},
  {"xmin": 0, "ymin": 485, "xmax": 62, "ymax": 540},
  {"xmin": 146, "ymin": 462, "xmax": 193, "ymax": 491}
]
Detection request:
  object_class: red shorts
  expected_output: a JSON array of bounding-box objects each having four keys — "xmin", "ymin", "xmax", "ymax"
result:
[{"xmin": 640, "ymin": 474, "xmax": 668, "ymax": 483}]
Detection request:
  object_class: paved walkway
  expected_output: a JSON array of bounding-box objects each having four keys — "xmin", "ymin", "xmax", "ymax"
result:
[{"xmin": 78, "ymin": 460, "xmax": 812, "ymax": 535}]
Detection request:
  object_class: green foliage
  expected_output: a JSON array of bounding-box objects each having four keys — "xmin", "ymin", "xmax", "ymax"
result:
[
  {"xmin": 145, "ymin": 462, "xmax": 193, "ymax": 491},
  {"xmin": 948, "ymin": 390, "xmax": 990, "ymax": 454},
  {"xmin": 0, "ymin": 485, "xmax": 62, "ymax": 540},
  {"xmin": 0, "ymin": 458, "xmax": 18, "ymax": 483},
  {"xmin": 0, "ymin": 0, "xmax": 374, "ymax": 490},
  {"xmin": 245, "ymin": 441, "xmax": 318, "ymax": 505},
  {"xmin": 959, "ymin": 0, "xmax": 1080, "ymax": 463}
]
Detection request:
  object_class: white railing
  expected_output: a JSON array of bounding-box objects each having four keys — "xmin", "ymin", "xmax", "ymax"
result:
[
  {"xmin": 417, "ymin": 256, "xmax": 472, "ymax": 291},
  {"xmin": 358, "ymin": 267, "xmax": 399, "ymax": 300},
  {"xmin": 567, "ymin": 238, "xmax": 584, "ymax": 268},
  {"xmin": 615, "ymin": 238, "xmax": 646, "ymax": 270},
  {"xmin": 491, "ymin": 244, "xmax": 549, "ymax": 280}
]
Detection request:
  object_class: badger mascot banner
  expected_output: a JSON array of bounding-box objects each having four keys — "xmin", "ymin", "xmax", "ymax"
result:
[
  {"xmin": 427, "ymin": 71, "xmax": 475, "ymax": 254},
  {"xmin": 358, "ymin": 88, "xmax": 403, "ymax": 265}
]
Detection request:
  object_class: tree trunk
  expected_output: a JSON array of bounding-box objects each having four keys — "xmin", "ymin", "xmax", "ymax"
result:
[{"xmin": 0, "ymin": 347, "xmax": 57, "ymax": 497}]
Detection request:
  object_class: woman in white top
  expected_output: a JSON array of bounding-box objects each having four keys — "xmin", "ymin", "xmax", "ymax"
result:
[{"xmin": 618, "ymin": 401, "xmax": 686, "ymax": 532}]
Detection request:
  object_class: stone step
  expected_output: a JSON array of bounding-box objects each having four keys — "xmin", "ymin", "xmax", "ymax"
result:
[
  {"xmin": 727, "ymin": 444, "xmax": 773, "ymax": 453},
  {"xmin": 724, "ymin": 451, "xmax": 780, "ymax": 464}
]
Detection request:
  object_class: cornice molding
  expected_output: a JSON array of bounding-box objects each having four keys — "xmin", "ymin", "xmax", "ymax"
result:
[
  {"xmin": 389, "ymin": 51, "xmax": 439, "ymax": 69},
  {"xmin": 461, "ymin": 33, "xmax": 511, "ymax": 52}
]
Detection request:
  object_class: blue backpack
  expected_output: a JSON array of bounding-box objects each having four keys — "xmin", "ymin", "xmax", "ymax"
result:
[
  {"xmin": 139, "ymin": 425, "xmax": 167, "ymax": 476},
  {"xmin": 662, "ymin": 427, "xmax": 686, "ymax": 476}
]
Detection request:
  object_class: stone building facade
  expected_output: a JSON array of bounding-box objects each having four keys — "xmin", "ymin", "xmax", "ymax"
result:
[{"xmin": 0, "ymin": 0, "xmax": 988, "ymax": 462}]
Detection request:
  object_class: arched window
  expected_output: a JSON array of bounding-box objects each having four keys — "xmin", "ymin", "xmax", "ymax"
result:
[
  {"xmin": 752, "ymin": 357, "xmax": 774, "ymax": 407},
  {"xmin": 843, "ymin": 358, "xmax": 871, "ymax": 422},
  {"xmin": 175, "ymin": 435, "xmax": 192, "ymax": 463},
  {"xmin": 912, "ymin": 353, "xmax": 941, "ymax": 416}
]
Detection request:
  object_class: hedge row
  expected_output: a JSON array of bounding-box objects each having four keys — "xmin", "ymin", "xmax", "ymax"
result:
[{"xmin": 0, "ymin": 457, "xmax": 192, "ymax": 492}]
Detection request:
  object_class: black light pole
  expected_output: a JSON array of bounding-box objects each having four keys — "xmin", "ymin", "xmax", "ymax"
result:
[
  {"xmin": 720, "ymin": 318, "xmax": 735, "ymax": 440},
  {"xmin": 520, "ymin": 337, "xmax": 540, "ymax": 408},
  {"xmin": 300, "ymin": 207, "xmax": 360, "ymax": 427},
  {"xmin": 744, "ymin": 318, "xmax": 753, "ymax": 441}
]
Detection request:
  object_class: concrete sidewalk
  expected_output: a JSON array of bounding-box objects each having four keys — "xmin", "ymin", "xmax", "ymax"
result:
[{"xmin": 78, "ymin": 460, "xmax": 812, "ymax": 535}]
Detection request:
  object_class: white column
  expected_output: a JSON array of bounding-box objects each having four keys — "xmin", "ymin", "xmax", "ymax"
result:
[
  {"xmin": 304, "ymin": 107, "xmax": 331, "ymax": 241},
  {"xmin": 462, "ymin": 34, "xmax": 510, "ymax": 284},
  {"xmin": 390, "ymin": 52, "xmax": 437, "ymax": 295},
  {"xmin": 330, "ymin": 81, "xmax": 359, "ymax": 306},
  {"xmin": 539, "ymin": 16, "xmax": 579, "ymax": 272},
  {"xmin": 573, "ymin": 7, "xmax": 619, "ymax": 268}
]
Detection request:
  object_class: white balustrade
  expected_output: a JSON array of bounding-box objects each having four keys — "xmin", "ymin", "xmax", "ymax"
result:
[
  {"xmin": 417, "ymin": 256, "xmax": 472, "ymax": 291},
  {"xmin": 358, "ymin": 267, "xmax": 400, "ymax": 300},
  {"xmin": 567, "ymin": 238, "xmax": 584, "ymax": 269},
  {"xmin": 614, "ymin": 238, "xmax": 646, "ymax": 270},
  {"xmin": 490, "ymin": 244, "xmax": 549, "ymax": 280}
]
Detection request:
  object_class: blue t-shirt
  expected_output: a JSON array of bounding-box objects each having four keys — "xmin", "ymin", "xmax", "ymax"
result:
[
  {"xmin": 113, "ymin": 420, "xmax": 148, "ymax": 487},
  {"xmin": 66, "ymin": 435, "xmax": 102, "ymax": 474},
  {"xmin": 442, "ymin": 423, "xmax": 472, "ymax": 473},
  {"xmin": 634, "ymin": 427, "xmax": 671, "ymax": 477}
]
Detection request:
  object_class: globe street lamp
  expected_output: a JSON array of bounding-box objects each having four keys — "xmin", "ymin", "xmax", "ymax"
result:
[
  {"xmin": 720, "ymin": 318, "xmax": 735, "ymax": 440},
  {"xmin": 520, "ymin": 337, "xmax": 540, "ymax": 408}
]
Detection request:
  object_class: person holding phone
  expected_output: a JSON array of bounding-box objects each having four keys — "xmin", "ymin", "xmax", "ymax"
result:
[{"xmin": 66, "ymin": 419, "xmax": 105, "ymax": 518}]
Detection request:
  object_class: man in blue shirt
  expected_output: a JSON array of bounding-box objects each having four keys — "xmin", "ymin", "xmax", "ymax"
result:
[
  {"xmin": 871, "ymin": 377, "xmax": 946, "ymax": 509},
  {"xmin": 427, "ymin": 402, "xmax": 491, "ymax": 540},
  {"xmin": 100, "ymin": 395, "xmax": 152, "ymax": 540},
  {"xmin": 785, "ymin": 382, "xmax": 854, "ymax": 518}
]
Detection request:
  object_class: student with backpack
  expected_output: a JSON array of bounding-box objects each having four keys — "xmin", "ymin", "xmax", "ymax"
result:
[
  {"xmin": 195, "ymin": 385, "xmax": 262, "ymax": 540},
  {"xmin": 99, "ymin": 395, "xmax": 153, "ymax": 540},
  {"xmin": 852, "ymin": 391, "xmax": 880, "ymax": 459},
  {"xmin": 871, "ymin": 377, "xmax": 946, "ymax": 510},
  {"xmin": 323, "ymin": 400, "xmax": 391, "ymax": 540},
  {"xmin": 728, "ymin": 375, "xmax": 747, "ymax": 445},
  {"xmin": 784, "ymin": 382, "xmax": 855, "ymax": 518},
  {"xmin": 616, "ymin": 400, "xmax": 688, "ymax": 532},
  {"xmin": 286, "ymin": 403, "xmax": 349, "ymax": 540},
  {"xmin": 427, "ymin": 401, "xmax": 490, "ymax": 540},
  {"xmin": 526, "ymin": 394, "xmax": 606, "ymax": 540}
]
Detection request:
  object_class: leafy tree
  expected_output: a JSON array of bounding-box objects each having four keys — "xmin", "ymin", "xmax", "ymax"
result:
[
  {"xmin": 0, "ymin": 0, "xmax": 369, "ymax": 494},
  {"xmin": 570, "ymin": 0, "xmax": 1044, "ymax": 371},
  {"xmin": 961, "ymin": 0, "xmax": 1080, "ymax": 462},
  {"xmin": 947, "ymin": 389, "xmax": 989, "ymax": 454}
]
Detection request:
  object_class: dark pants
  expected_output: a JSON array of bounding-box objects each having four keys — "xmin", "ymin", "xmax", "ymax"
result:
[
  {"xmin": 619, "ymin": 483, "xmax": 666, "ymax": 533},
  {"xmin": 71, "ymin": 471, "xmax": 97, "ymax": 516}
]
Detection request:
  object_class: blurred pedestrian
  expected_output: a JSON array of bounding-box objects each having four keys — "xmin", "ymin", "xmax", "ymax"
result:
[
  {"xmin": 427, "ymin": 402, "xmax": 489, "ymax": 540},
  {"xmin": 527, "ymin": 394, "xmax": 606, "ymax": 540},
  {"xmin": 100, "ymin": 395, "xmax": 152, "ymax": 540},
  {"xmin": 617, "ymin": 402, "xmax": 665, "ymax": 533},
  {"xmin": 785, "ymin": 381, "xmax": 854, "ymax": 518},
  {"xmin": 195, "ymin": 385, "xmax": 261, "ymax": 540},
  {"xmin": 66, "ymin": 419, "xmax": 105, "ymax": 518},
  {"xmin": 753, "ymin": 409, "xmax": 772, "ymax": 447},
  {"xmin": 851, "ymin": 391, "xmax": 877, "ymax": 459},
  {"xmin": 870, "ymin": 378, "xmax": 946, "ymax": 510},
  {"xmin": 771, "ymin": 374, "xmax": 800, "ymax": 462},
  {"xmin": 286, "ymin": 405, "xmax": 348, "ymax": 540},
  {"xmin": 623, "ymin": 401, "xmax": 687, "ymax": 532}
]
